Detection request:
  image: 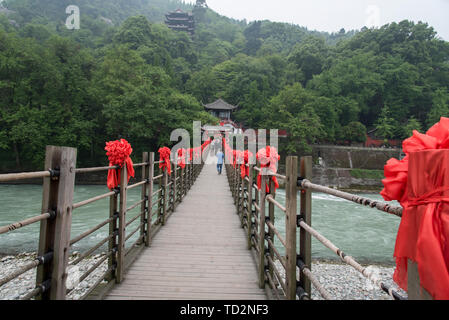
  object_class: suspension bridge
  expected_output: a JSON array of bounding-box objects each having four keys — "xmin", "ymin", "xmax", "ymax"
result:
[{"xmin": 0, "ymin": 141, "xmax": 433, "ymax": 300}]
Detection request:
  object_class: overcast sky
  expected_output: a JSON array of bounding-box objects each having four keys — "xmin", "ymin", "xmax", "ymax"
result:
[{"xmin": 185, "ymin": 0, "xmax": 449, "ymax": 40}]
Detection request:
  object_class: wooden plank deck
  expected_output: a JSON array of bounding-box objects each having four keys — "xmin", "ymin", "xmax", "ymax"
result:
[{"xmin": 104, "ymin": 161, "xmax": 267, "ymax": 300}]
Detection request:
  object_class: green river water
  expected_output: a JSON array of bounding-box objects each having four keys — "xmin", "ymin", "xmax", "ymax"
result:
[{"xmin": 0, "ymin": 184, "xmax": 401, "ymax": 264}]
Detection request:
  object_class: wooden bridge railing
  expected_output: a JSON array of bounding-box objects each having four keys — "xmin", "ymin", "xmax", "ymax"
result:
[
  {"xmin": 226, "ymin": 155, "xmax": 308, "ymax": 300},
  {"xmin": 0, "ymin": 145, "xmax": 204, "ymax": 300},
  {"xmin": 226, "ymin": 154, "xmax": 427, "ymax": 301}
]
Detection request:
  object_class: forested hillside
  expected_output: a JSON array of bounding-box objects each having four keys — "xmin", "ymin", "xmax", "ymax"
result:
[{"xmin": 1, "ymin": 0, "xmax": 448, "ymax": 170}]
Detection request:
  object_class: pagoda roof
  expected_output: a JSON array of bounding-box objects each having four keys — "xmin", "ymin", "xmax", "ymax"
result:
[
  {"xmin": 166, "ymin": 9, "xmax": 193, "ymax": 16},
  {"xmin": 204, "ymin": 99, "xmax": 238, "ymax": 111}
]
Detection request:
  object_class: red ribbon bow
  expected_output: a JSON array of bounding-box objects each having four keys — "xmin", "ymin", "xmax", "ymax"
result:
[
  {"xmin": 177, "ymin": 148, "xmax": 186, "ymax": 169},
  {"xmin": 241, "ymin": 150, "xmax": 253, "ymax": 179},
  {"xmin": 256, "ymin": 146, "xmax": 280, "ymax": 194},
  {"xmin": 105, "ymin": 139, "xmax": 135, "ymax": 190},
  {"xmin": 158, "ymin": 147, "xmax": 171, "ymax": 175},
  {"xmin": 381, "ymin": 117, "xmax": 449, "ymax": 300}
]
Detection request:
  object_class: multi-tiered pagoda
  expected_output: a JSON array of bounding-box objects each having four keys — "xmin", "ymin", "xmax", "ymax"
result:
[{"xmin": 164, "ymin": 9, "xmax": 195, "ymax": 36}]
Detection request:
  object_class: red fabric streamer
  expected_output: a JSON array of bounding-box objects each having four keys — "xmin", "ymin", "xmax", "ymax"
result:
[
  {"xmin": 177, "ymin": 148, "xmax": 186, "ymax": 169},
  {"xmin": 201, "ymin": 138, "xmax": 212, "ymax": 154},
  {"xmin": 381, "ymin": 117, "xmax": 449, "ymax": 300},
  {"xmin": 232, "ymin": 150, "xmax": 238, "ymax": 168},
  {"xmin": 256, "ymin": 146, "xmax": 280, "ymax": 194},
  {"xmin": 158, "ymin": 147, "xmax": 171, "ymax": 175},
  {"xmin": 240, "ymin": 150, "xmax": 253, "ymax": 178},
  {"xmin": 105, "ymin": 139, "xmax": 135, "ymax": 190}
]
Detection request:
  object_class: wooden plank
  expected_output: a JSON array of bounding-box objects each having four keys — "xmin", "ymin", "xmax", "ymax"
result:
[{"xmin": 104, "ymin": 163, "xmax": 266, "ymax": 300}]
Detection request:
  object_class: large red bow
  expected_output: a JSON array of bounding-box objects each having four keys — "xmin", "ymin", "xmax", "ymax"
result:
[
  {"xmin": 105, "ymin": 139, "xmax": 135, "ymax": 190},
  {"xmin": 381, "ymin": 117, "xmax": 449, "ymax": 299},
  {"xmin": 158, "ymin": 147, "xmax": 171, "ymax": 175},
  {"xmin": 256, "ymin": 146, "xmax": 280, "ymax": 194}
]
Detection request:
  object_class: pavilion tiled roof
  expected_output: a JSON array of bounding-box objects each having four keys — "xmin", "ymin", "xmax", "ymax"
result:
[{"xmin": 204, "ymin": 99, "xmax": 238, "ymax": 111}]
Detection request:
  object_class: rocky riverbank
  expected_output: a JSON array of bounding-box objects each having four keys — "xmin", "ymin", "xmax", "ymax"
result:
[
  {"xmin": 274, "ymin": 259, "xmax": 407, "ymax": 300},
  {"xmin": 0, "ymin": 252, "xmax": 108, "ymax": 300},
  {"xmin": 0, "ymin": 252, "xmax": 406, "ymax": 300}
]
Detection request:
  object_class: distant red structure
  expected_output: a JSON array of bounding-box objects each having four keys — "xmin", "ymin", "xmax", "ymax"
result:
[{"xmin": 365, "ymin": 135, "xmax": 401, "ymax": 148}]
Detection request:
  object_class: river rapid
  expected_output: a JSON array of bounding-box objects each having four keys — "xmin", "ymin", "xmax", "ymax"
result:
[{"xmin": 0, "ymin": 184, "xmax": 400, "ymax": 264}]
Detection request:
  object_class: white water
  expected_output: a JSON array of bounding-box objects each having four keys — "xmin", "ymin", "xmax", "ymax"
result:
[{"xmin": 0, "ymin": 184, "xmax": 401, "ymax": 263}]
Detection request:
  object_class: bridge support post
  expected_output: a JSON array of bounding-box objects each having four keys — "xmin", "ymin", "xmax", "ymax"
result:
[
  {"xmin": 116, "ymin": 163, "xmax": 128, "ymax": 283},
  {"xmin": 173, "ymin": 162, "xmax": 178, "ymax": 209},
  {"xmin": 161, "ymin": 169, "xmax": 168, "ymax": 226},
  {"xmin": 108, "ymin": 176, "xmax": 119, "ymax": 281},
  {"xmin": 36, "ymin": 146, "xmax": 77, "ymax": 300},
  {"xmin": 247, "ymin": 165, "xmax": 254, "ymax": 250},
  {"xmin": 146, "ymin": 152, "xmax": 154, "ymax": 247},
  {"xmin": 286, "ymin": 156, "xmax": 298, "ymax": 300},
  {"xmin": 407, "ymin": 260, "xmax": 433, "ymax": 299},
  {"xmin": 267, "ymin": 178, "xmax": 276, "ymax": 288},
  {"xmin": 180, "ymin": 167, "xmax": 185, "ymax": 200},
  {"xmin": 239, "ymin": 171, "xmax": 244, "ymax": 226},
  {"xmin": 258, "ymin": 173, "xmax": 267, "ymax": 289},
  {"xmin": 140, "ymin": 152, "xmax": 149, "ymax": 245},
  {"xmin": 299, "ymin": 156, "xmax": 312, "ymax": 298}
]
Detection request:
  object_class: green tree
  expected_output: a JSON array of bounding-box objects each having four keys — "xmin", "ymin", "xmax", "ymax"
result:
[
  {"xmin": 403, "ymin": 117, "xmax": 423, "ymax": 137},
  {"xmin": 426, "ymin": 88, "xmax": 449, "ymax": 129},
  {"xmin": 341, "ymin": 121, "xmax": 367, "ymax": 143},
  {"xmin": 375, "ymin": 105, "xmax": 397, "ymax": 140}
]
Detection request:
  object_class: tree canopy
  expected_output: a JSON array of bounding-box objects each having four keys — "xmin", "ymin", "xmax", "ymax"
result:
[{"xmin": 1, "ymin": 0, "xmax": 448, "ymax": 169}]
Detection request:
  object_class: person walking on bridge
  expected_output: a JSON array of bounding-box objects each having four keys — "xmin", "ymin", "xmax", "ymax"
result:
[{"xmin": 216, "ymin": 149, "xmax": 225, "ymax": 175}]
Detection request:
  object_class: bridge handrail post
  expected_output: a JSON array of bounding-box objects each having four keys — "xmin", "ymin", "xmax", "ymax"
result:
[
  {"xmin": 157, "ymin": 166, "xmax": 163, "ymax": 224},
  {"xmin": 236, "ymin": 166, "xmax": 240, "ymax": 205},
  {"xmin": 173, "ymin": 162, "xmax": 178, "ymax": 209},
  {"xmin": 108, "ymin": 173, "xmax": 119, "ymax": 281},
  {"xmin": 145, "ymin": 152, "xmax": 154, "ymax": 247},
  {"xmin": 186, "ymin": 162, "xmax": 189, "ymax": 191},
  {"xmin": 234, "ymin": 163, "xmax": 240, "ymax": 204},
  {"xmin": 247, "ymin": 164, "xmax": 254, "ymax": 250},
  {"xmin": 181, "ymin": 166, "xmax": 185, "ymax": 200},
  {"xmin": 189, "ymin": 161, "xmax": 193, "ymax": 190},
  {"xmin": 258, "ymin": 172, "xmax": 267, "ymax": 289},
  {"xmin": 168, "ymin": 165, "xmax": 174, "ymax": 213},
  {"xmin": 161, "ymin": 168, "xmax": 168, "ymax": 226},
  {"xmin": 36, "ymin": 146, "xmax": 77, "ymax": 300},
  {"xmin": 299, "ymin": 156, "xmax": 312, "ymax": 298},
  {"xmin": 140, "ymin": 152, "xmax": 149, "ymax": 245},
  {"xmin": 285, "ymin": 156, "xmax": 299, "ymax": 300},
  {"xmin": 267, "ymin": 177, "xmax": 276, "ymax": 289},
  {"xmin": 116, "ymin": 163, "xmax": 128, "ymax": 283}
]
